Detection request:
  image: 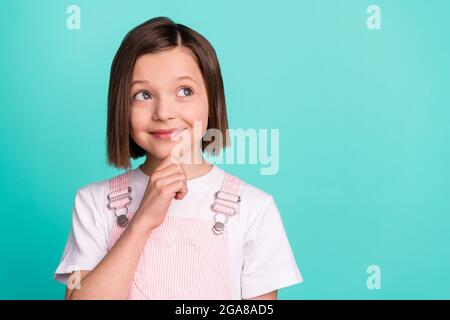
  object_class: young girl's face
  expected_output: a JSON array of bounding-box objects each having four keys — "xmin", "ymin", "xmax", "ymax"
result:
[{"xmin": 129, "ymin": 46, "xmax": 209, "ymax": 160}]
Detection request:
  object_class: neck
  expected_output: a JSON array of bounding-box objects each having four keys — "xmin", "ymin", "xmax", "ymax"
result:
[{"xmin": 140, "ymin": 150, "xmax": 213, "ymax": 180}]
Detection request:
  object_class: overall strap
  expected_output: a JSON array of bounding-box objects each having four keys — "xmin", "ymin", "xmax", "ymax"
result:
[
  {"xmin": 210, "ymin": 173, "xmax": 243, "ymax": 235},
  {"xmin": 107, "ymin": 170, "xmax": 133, "ymax": 228}
]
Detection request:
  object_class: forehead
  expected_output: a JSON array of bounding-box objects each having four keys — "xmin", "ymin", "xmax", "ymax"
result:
[{"xmin": 131, "ymin": 47, "xmax": 203, "ymax": 84}]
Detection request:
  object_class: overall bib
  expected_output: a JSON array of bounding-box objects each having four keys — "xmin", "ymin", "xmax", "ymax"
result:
[{"xmin": 105, "ymin": 169, "xmax": 243, "ymax": 300}]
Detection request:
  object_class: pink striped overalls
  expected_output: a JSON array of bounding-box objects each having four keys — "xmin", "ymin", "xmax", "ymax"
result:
[{"xmin": 105, "ymin": 169, "xmax": 243, "ymax": 300}]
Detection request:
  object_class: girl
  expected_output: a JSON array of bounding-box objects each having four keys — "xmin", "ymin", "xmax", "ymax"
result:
[{"xmin": 54, "ymin": 16, "xmax": 303, "ymax": 300}]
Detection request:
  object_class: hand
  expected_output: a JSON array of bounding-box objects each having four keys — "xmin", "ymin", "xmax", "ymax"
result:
[{"xmin": 133, "ymin": 155, "xmax": 188, "ymax": 231}]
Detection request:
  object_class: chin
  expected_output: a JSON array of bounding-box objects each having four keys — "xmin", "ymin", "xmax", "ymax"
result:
[{"xmin": 145, "ymin": 144, "xmax": 180, "ymax": 160}]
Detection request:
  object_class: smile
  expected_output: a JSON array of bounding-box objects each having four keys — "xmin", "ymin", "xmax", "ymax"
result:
[{"xmin": 149, "ymin": 128, "xmax": 187, "ymax": 140}]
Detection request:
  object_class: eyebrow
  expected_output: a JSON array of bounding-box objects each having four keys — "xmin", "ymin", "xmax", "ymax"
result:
[
  {"xmin": 175, "ymin": 75, "xmax": 199, "ymax": 86},
  {"xmin": 130, "ymin": 80, "xmax": 148, "ymax": 87},
  {"xmin": 130, "ymin": 75, "xmax": 199, "ymax": 87}
]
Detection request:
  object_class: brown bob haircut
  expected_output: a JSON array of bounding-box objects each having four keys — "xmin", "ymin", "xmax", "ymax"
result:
[{"xmin": 107, "ymin": 16, "xmax": 230, "ymax": 169}]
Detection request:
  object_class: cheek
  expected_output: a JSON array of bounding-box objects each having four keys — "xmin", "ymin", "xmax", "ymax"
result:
[
  {"xmin": 130, "ymin": 106, "xmax": 148, "ymax": 132},
  {"xmin": 129, "ymin": 107, "xmax": 151, "ymax": 145},
  {"xmin": 182, "ymin": 98, "xmax": 209, "ymax": 132}
]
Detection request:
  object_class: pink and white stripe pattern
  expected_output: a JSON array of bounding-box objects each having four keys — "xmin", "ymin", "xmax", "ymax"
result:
[
  {"xmin": 107, "ymin": 171, "xmax": 132, "ymax": 210},
  {"xmin": 211, "ymin": 174, "xmax": 243, "ymax": 216},
  {"xmin": 106, "ymin": 170, "xmax": 240, "ymax": 300}
]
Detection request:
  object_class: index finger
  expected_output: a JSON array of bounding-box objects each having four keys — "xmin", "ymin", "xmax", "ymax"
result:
[{"xmin": 154, "ymin": 151, "xmax": 185, "ymax": 173}]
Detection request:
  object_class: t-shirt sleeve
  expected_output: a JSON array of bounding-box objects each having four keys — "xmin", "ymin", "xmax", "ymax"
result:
[
  {"xmin": 241, "ymin": 195, "xmax": 303, "ymax": 299},
  {"xmin": 54, "ymin": 184, "xmax": 109, "ymax": 284}
]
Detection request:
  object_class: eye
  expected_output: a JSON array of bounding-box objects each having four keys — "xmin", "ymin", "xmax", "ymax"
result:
[
  {"xmin": 177, "ymin": 87, "xmax": 193, "ymax": 97},
  {"xmin": 133, "ymin": 91, "xmax": 152, "ymax": 101}
]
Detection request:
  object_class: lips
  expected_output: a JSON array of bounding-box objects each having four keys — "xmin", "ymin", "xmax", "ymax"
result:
[
  {"xmin": 150, "ymin": 128, "xmax": 182, "ymax": 134},
  {"xmin": 149, "ymin": 128, "xmax": 186, "ymax": 139}
]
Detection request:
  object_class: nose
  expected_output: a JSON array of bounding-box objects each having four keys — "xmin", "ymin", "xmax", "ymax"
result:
[{"xmin": 152, "ymin": 96, "xmax": 176, "ymax": 121}]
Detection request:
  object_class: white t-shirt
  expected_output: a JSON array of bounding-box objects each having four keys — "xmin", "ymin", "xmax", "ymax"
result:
[{"xmin": 54, "ymin": 165, "xmax": 303, "ymax": 299}]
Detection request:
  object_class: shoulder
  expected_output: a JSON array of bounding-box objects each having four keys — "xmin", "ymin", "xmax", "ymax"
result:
[
  {"xmin": 239, "ymin": 178, "xmax": 274, "ymax": 211},
  {"xmin": 224, "ymin": 172, "xmax": 276, "ymax": 226},
  {"xmin": 227, "ymin": 175, "xmax": 285, "ymax": 245},
  {"xmin": 77, "ymin": 169, "xmax": 132, "ymax": 193},
  {"xmin": 73, "ymin": 170, "xmax": 131, "ymax": 211}
]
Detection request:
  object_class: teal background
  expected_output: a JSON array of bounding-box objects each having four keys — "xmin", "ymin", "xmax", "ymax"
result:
[{"xmin": 1, "ymin": 0, "xmax": 449, "ymax": 299}]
